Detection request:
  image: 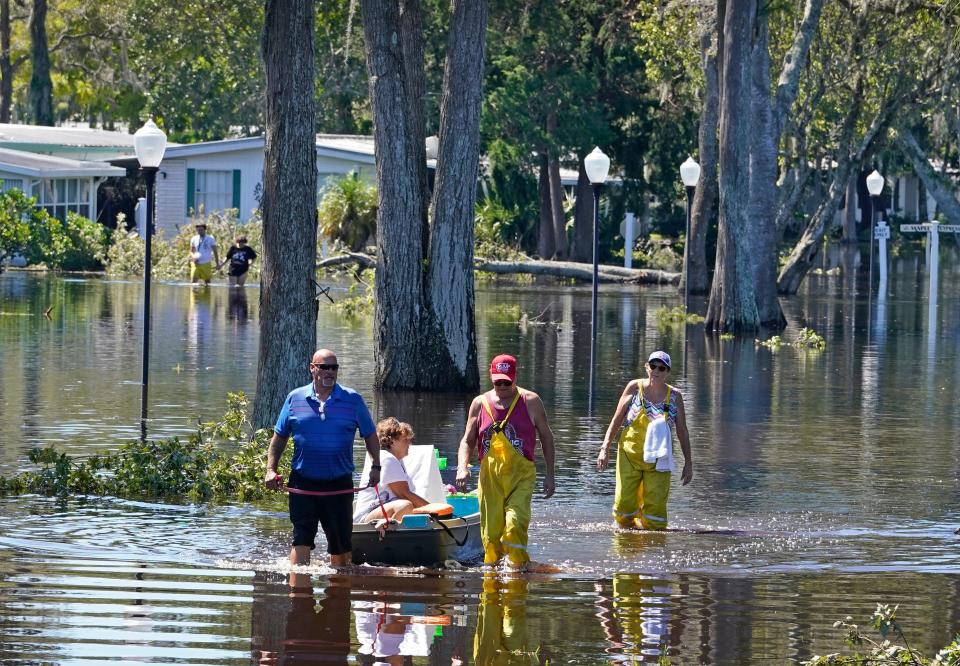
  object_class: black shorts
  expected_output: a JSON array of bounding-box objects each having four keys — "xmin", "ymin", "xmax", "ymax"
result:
[{"xmin": 288, "ymin": 471, "xmax": 354, "ymax": 555}]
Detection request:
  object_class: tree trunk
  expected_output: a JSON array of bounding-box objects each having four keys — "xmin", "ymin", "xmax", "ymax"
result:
[
  {"xmin": 253, "ymin": 0, "xmax": 318, "ymax": 428},
  {"xmin": 687, "ymin": 24, "xmax": 718, "ymax": 295},
  {"xmin": 361, "ymin": 0, "xmax": 428, "ymax": 389},
  {"xmin": 537, "ymin": 153, "xmax": 555, "ymax": 258},
  {"xmin": 426, "ymin": 0, "xmax": 485, "ymax": 390},
  {"xmin": 546, "ymin": 111, "xmax": 566, "ymax": 259},
  {"xmin": 28, "ymin": 0, "xmax": 52, "ymax": 125},
  {"xmin": 842, "ymin": 171, "xmax": 858, "ymax": 241},
  {"xmin": 0, "ymin": 0, "xmax": 12, "ymax": 123},
  {"xmin": 897, "ymin": 125, "xmax": 960, "ymax": 225},
  {"xmin": 705, "ymin": 0, "xmax": 759, "ymax": 333},
  {"xmin": 363, "ymin": 0, "xmax": 483, "ymax": 391},
  {"xmin": 399, "ymin": 0, "xmax": 429, "ymax": 253},
  {"xmin": 570, "ymin": 159, "xmax": 593, "ymax": 263},
  {"xmin": 747, "ymin": 13, "xmax": 785, "ymax": 328},
  {"xmin": 917, "ymin": 177, "xmax": 928, "ymax": 222}
]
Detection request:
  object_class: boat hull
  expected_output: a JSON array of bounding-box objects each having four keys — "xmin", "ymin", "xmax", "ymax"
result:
[{"xmin": 351, "ymin": 513, "xmax": 482, "ymax": 567}]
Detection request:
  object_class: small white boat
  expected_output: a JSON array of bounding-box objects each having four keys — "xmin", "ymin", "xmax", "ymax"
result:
[{"xmin": 351, "ymin": 494, "xmax": 482, "ymax": 567}]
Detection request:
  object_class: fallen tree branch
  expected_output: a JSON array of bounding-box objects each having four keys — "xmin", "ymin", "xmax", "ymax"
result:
[
  {"xmin": 476, "ymin": 259, "xmax": 679, "ymax": 284},
  {"xmin": 316, "ymin": 252, "xmax": 377, "ymax": 270},
  {"xmin": 317, "ymin": 253, "xmax": 679, "ymax": 284}
]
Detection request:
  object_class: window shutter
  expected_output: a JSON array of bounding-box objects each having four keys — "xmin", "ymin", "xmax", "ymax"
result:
[
  {"xmin": 232, "ymin": 169, "xmax": 241, "ymax": 209},
  {"xmin": 186, "ymin": 168, "xmax": 196, "ymax": 214}
]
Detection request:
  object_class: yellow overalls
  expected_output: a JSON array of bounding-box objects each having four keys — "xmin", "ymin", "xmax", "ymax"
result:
[
  {"xmin": 613, "ymin": 384, "xmax": 673, "ymax": 530},
  {"xmin": 478, "ymin": 392, "xmax": 537, "ymax": 566}
]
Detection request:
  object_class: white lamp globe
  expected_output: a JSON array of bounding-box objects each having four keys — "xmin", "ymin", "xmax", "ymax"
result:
[
  {"xmin": 134, "ymin": 120, "xmax": 167, "ymax": 168},
  {"xmin": 680, "ymin": 156, "xmax": 701, "ymax": 187},
  {"xmin": 866, "ymin": 170, "xmax": 884, "ymax": 197},
  {"xmin": 584, "ymin": 147, "xmax": 610, "ymax": 184}
]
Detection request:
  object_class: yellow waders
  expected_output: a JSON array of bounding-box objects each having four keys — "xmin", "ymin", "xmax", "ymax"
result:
[
  {"xmin": 478, "ymin": 392, "xmax": 537, "ymax": 566},
  {"xmin": 613, "ymin": 385, "xmax": 672, "ymax": 530}
]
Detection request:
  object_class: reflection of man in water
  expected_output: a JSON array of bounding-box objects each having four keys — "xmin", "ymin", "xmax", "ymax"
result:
[
  {"xmin": 256, "ymin": 573, "xmax": 352, "ymax": 665},
  {"xmin": 474, "ymin": 575, "xmax": 550, "ymax": 666},
  {"xmin": 186, "ymin": 287, "xmax": 213, "ymax": 368}
]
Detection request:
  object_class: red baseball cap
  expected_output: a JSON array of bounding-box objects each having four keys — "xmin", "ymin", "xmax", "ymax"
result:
[{"xmin": 489, "ymin": 354, "xmax": 517, "ymax": 383}]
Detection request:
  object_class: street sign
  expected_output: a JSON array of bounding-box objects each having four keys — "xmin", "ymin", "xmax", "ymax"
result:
[
  {"xmin": 874, "ymin": 225, "xmax": 890, "ymax": 240},
  {"xmin": 900, "ymin": 224, "xmax": 929, "ymax": 232},
  {"xmin": 619, "ymin": 213, "xmax": 640, "ymax": 241},
  {"xmin": 939, "ymin": 225, "xmax": 960, "ymax": 233}
]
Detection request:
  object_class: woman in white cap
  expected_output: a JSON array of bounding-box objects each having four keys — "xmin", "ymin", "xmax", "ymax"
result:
[{"xmin": 596, "ymin": 350, "xmax": 692, "ymax": 530}]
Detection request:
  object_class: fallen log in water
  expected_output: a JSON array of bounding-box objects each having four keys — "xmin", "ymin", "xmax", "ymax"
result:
[
  {"xmin": 316, "ymin": 252, "xmax": 377, "ymax": 270},
  {"xmin": 476, "ymin": 259, "xmax": 679, "ymax": 285},
  {"xmin": 317, "ymin": 253, "xmax": 679, "ymax": 285}
]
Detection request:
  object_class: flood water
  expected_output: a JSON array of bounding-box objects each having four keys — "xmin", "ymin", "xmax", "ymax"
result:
[{"xmin": 1, "ymin": 244, "xmax": 959, "ymax": 664}]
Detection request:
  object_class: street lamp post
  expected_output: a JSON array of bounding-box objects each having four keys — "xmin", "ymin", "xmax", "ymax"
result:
[
  {"xmin": 133, "ymin": 119, "xmax": 167, "ymax": 441},
  {"xmin": 679, "ymin": 157, "xmax": 701, "ymax": 314},
  {"xmin": 865, "ymin": 169, "xmax": 884, "ymax": 296},
  {"xmin": 584, "ymin": 147, "xmax": 610, "ymax": 412}
]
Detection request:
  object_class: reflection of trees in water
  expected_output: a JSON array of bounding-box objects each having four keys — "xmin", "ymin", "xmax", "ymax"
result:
[{"xmin": 702, "ymin": 336, "xmax": 771, "ymax": 497}]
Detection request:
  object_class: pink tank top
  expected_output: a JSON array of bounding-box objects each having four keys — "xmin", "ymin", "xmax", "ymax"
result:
[{"xmin": 477, "ymin": 390, "xmax": 537, "ymax": 462}]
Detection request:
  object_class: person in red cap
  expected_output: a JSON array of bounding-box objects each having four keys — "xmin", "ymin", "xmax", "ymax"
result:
[{"xmin": 455, "ymin": 354, "xmax": 556, "ymax": 570}]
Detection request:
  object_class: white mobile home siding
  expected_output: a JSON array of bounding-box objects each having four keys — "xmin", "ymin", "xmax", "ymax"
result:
[{"xmin": 155, "ymin": 159, "xmax": 186, "ymax": 237}]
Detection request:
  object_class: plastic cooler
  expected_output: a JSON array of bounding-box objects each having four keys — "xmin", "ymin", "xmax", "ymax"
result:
[
  {"xmin": 445, "ymin": 493, "xmax": 479, "ymax": 517},
  {"xmin": 401, "ymin": 514, "xmax": 430, "ymax": 528}
]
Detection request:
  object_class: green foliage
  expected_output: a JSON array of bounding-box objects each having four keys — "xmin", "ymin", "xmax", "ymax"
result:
[
  {"xmin": 757, "ymin": 327, "xmax": 826, "ymax": 350},
  {"xmin": 487, "ymin": 303, "xmax": 522, "ymax": 322},
  {"xmin": 655, "ymin": 305, "xmax": 705, "ymax": 327},
  {"xmin": 0, "ymin": 392, "xmax": 289, "ymax": 504},
  {"xmin": 475, "ymin": 196, "xmax": 534, "ymax": 261},
  {"xmin": 804, "ymin": 604, "xmax": 960, "ymax": 666},
  {"xmin": 0, "ymin": 189, "xmax": 105, "ymax": 271},
  {"xmin": 635, "ymin": 237, "xmax": 682, "ymax": 272},
  {"xmin": 329, "ymin": 269, "xmax": 374, "ymax": 319},
  {"xmin": 317, "ymin": 173, "xmax": 378, "ymax": 252},
  {"xmin": 102, "ymin": 209, "xmax": 262, "ymax": 281},
  {"xmin": 60, "ymin": 212, "xmax": 111, "ymax": 271}
]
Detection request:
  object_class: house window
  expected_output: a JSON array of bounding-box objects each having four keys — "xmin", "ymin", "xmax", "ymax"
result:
[
  {"xmin": 195, "ymin": 170, "xmax": 233, "ymax": 213},
  {"xmin": 36, "ymin": 178, "xmax": 91, "ymax": 222},
  {"xmin": 0, "ymin": 178, "xmax": 23, "ymax": 192}
]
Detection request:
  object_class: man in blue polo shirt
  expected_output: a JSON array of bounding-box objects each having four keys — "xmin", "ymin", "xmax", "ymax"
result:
[{"xmin": 265, "ymin": 348, "xmax": 381, "ymax": 567}]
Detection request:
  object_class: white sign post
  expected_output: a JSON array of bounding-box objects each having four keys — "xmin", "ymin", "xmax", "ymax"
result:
[
  {"xmin": 620, "ymin": 212, "xmax": 639, "ymax": 269},
  {"xmin": 874, "ymin": 220, "xmax": 890, "ymax": 291},
  {"xmin": 899, "ymin": 221, "xmax": 959, "ymax": 309}
]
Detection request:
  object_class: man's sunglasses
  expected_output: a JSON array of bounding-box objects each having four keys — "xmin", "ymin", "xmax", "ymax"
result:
[
  {"xmin": 649, "ymin": 363, "xmax": 669, "ymax": 372},
  {"xmin": 311, "ymin": 363, "xmax": 339, "ymax": 371},
  {"xmin": 493, "ymin": 380, "xmax": 513, "ymax": 387}
]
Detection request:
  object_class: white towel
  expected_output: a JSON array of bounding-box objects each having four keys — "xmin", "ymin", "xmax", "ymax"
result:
[{"xmin": 643, "ymin": 416, "xmax": 674, "ymax": 471}]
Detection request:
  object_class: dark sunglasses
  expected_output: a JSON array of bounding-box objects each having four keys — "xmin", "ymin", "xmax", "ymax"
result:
[
  {"xmin": 493, "ymin": 380, "xmax": 513, "ymax": 387},
  {"xmin": 649, "ymin": 363, "xmax": 669, "ymax": 372},
  {"xmin": 311, "ymin": 363, "xmax": 339, "ymax": 371}
]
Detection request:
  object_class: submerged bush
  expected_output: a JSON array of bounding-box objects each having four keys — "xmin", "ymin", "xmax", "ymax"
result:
[
  {"xmin": 0, "ymin": 392, "xmax": 289, "ymax": 504},
  {"xmin": 804, "ymin": 604, "xmax": 960, "ymax": 665}
]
